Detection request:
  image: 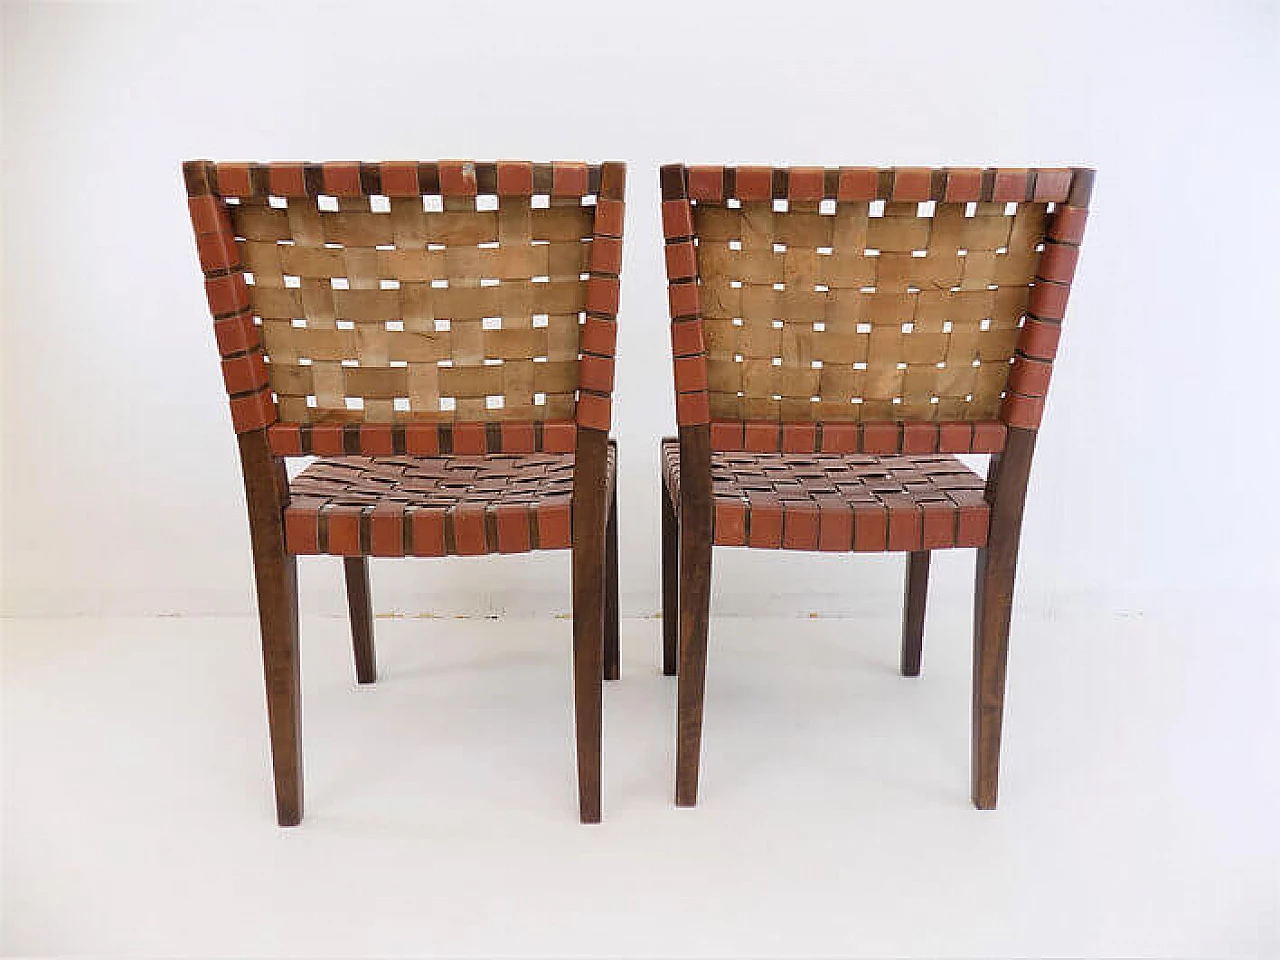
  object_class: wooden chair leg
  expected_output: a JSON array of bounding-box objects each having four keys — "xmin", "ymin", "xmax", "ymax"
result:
[
  {"xmin": 661, "ymin": 479, "xmax": 679, "ymax": 677},
  {"xmin": 238, "ymin": 432, "xmax": 303, "ymax": 827},
  {"xmin": 901, "ymin": 550, "xmax": 930, "ymax": 677},
  {"xmin": 344, "ymin": 557, "xmax": 376, "ymax": 685},
  {"xmin": 603, "ymin": 479, "xmax": 620, "ymax": 682},
  {"xmin": 256, "ymin": 553, "xmax": 302, "ymax": 827},
  {"xmin": 675, "ymin": 429, "xmax": 713, "ymax": 807},
  {"xmin": 973, "ymin": 543, "xmax": 1016, "ymax": 809},
  {"xmin": 571, "ymin": 430, "xmax": 609, "ymax": 824},
  {"xmin": 971, "ymin": 427, "xmax": 1035, "ymax": 810}
]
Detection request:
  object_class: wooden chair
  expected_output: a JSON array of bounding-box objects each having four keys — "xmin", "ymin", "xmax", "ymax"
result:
[
  {"xmin": 658, "ymin": 164, "xmax": 1092, "ymax": 808},
  {"xmin": 183, "ymin": 159, "xmax": 626, "ymax": 825}
]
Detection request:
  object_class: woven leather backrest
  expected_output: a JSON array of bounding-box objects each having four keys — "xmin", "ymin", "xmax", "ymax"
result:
[
  {"xmin": 662, "ymin": 166, "xmax": 1091, "ymax": 453},
  {"xmin": 186, "ymin": 160, "xmax": 624, "ymax": 455}
]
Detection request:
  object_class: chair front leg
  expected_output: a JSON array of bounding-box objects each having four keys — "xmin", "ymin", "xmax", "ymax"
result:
[
  {"xmin": 571, "ymin": 429, "xmax": 609, "ymax": 823},
  {"xmin": 603, "ymin": 472, "xmax": 620, "ymax": 682},
  {"xmin": 344, "ymin": 557, "xmax": 376, "ymax": 684},
  {"xmin": 238, "ymin": 431, "xmax": 303, "ymax": 827},
  {"xmin": 661, "ymin": 475, "xmax": 679, "ymax": 677},
  {"xmin": 901, "ymin": 551, "xmax": 930, "ymax": 677},
  {"xmin": 675, "ymin": 426, "xmax": 713, "ymax": 807},
  {"xmin": 972, "ymin": 427, "xmax": 1036, "ymax": 809}
]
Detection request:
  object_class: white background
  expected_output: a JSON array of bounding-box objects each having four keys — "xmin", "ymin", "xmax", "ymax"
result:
[
  {"xmin": 4, "ymin": 0, "xmax": 1277, "ymax": 621},
  {"xmin": 2, "ymin": 2, "xmax": 1278, "ymax": 957}
]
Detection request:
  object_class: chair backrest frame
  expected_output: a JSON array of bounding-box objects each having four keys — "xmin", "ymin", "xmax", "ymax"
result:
[
  {"xmin": 185, "ymin": 160, "xmax": 625, "ymax": 458},
  {"xmin": 660, "ymin": 164, "xmax": 1092, "ymax": 457}
]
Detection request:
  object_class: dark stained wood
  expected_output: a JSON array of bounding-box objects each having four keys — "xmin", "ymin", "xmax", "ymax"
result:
[
  {"xmin": 237, "ymin": 429, "xmax": 303, "ymax": 827},
  {"xmin": 659, "ymin": 163, "xmax": 687, "ymax": 200},
  {"xmin": 972, "ymin": 426, "xmax": 1037, "ymax": 809},
  {"xmin": 343, "ymin": 557, "xmax": 376, "ymax": 684},
  {"xmin": 603, "ymin": 471, "xmax": 620, "ymax": 681},
  {"xmin": 661, "ymin": 475, "xmax": 679, "ymax": 676},
  {"xmin": 675, "ymin": 424, "xmax": 713, "ymax": 807},
  {"xmin": 901, "ymin": 551, "xmax": 930, "ymax": 677},
  {"xmin": 571, "ymin": 427, "xmax": 609, "ymax": 823}
]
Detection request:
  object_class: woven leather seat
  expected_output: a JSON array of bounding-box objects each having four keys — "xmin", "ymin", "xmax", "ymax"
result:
[
  {"xmin": 661, "ymin": 440, "xmax": 987, "ymax": 552},
  {"xmin": 285, "ymin": 449, "xmax": 615, "ymax": 557}
]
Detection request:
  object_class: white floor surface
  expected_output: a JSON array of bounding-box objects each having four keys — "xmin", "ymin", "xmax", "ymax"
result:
[{"xmin": 3, "ymin": 603, "xmax": 1276, "ymax": 957}]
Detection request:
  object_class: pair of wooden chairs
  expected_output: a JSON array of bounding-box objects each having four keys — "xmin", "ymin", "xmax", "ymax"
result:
[{"xmin": 184, "ymin": 159, "xmax": 1092, "ymax": 825}]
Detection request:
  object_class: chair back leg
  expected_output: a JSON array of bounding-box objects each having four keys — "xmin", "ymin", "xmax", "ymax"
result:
[
  {"xmin": 571, "ymin": 429, "xmax": 609, "ymax": 823},
  {"xmin": 239, "ymin": 431, "xmax": 303, "ymax": 827},
  {"xmin": 675, "ymin": 427, "xmax": 713, "ymax": 807},
  {"xmin": 971, "ymin": 428, "xmax": 1036, "ymax": 809}
]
